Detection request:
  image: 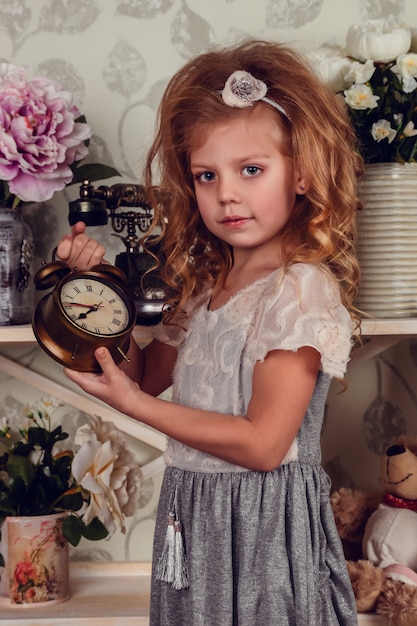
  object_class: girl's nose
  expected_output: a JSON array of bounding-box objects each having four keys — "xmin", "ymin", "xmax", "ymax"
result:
[{"xmin": 217, "ymin": 175, "xmax": 241, "ymax": 205}]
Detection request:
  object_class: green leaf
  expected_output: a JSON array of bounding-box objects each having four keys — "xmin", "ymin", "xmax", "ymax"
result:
[
  {"xmin": 81, "ymin": 517, "xmax": 108, "ymax": 541},
  {"xmin": 27, "ymin": 426, "xmax": 49, "ymax": 450},
  {"xmin": 70, "ymin": 163, "xmax": 120, "ymax": 185},
  {"xmin": 0, "ymin": 500, "xmax": 18, "ymax": 516},
  {"xmin": 61, "ymin": 491, "xmax": 84, "ymax": 512},
  {"xmin": 6, "ymin": 454, "xmax": 35, "ymax": 486},
  {"xmin": 63, "ymin": 515, "xmax": 83, "ymax": 546}
]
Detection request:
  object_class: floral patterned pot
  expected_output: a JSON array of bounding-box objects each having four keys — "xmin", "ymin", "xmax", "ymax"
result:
[{"xmin": 0, "ymin": 512, "xmax": 70, "ymax": 605}]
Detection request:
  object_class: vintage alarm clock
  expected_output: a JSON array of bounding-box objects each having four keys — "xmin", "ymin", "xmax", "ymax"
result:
[{"xmin": 32, "ymin": 258, "xmax": 136, "ymax": 373}]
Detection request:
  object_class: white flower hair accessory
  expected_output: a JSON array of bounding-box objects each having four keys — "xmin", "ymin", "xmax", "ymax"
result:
[{"xmin": 220, "ymin": 70, "xmax": 291, "ymax": 121}]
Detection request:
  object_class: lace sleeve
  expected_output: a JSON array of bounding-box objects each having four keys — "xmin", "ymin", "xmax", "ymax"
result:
[{"xmin": 248, "ymin": 264, "xmax": 353, "ymax": 378}]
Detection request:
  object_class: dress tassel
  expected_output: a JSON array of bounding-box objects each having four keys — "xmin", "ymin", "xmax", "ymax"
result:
[
  {"xmin": 155, "ymin": 512, "xmax": 189, "ymax": 590},
  {"xmin": 172, "ymin": 520, "xmax": 189, "ymax": 590},
  {"xmin": 155, "ymin": 512, "xmax": 176, "ymax": 583}
]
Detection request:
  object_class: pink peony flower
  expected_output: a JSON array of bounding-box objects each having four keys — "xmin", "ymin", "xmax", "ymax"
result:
[{"xmin": 0, "ymin": 63, "xmax": 91, "ymax": 203}]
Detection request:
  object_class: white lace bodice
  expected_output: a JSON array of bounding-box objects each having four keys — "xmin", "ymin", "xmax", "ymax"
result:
[{"xmin": 148, "ymin": 263, "xmax": 353, "ymax": 473}]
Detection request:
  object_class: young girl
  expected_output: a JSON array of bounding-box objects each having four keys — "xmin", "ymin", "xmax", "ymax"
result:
[{"xmin": 57, "ymin": 40, "xmax": 362, "ymax": 625}]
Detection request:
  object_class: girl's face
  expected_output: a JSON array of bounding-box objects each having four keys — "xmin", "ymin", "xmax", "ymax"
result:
[{"xmin": 190, "ymin": 109, "xmax": 303, "ymax": 264}]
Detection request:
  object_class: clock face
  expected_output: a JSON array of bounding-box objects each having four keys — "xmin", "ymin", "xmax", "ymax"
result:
[{"xmin": 59, "ymin": 276, "xmax": 131, "ymax": 336}]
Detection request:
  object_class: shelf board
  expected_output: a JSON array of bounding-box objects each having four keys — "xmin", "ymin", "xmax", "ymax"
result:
[
  {"xmin": 360, "ymin": 317, "xmax": 417, "ymax": 336},
  {"xmin": 0, "ymin": 325, "xmax": 154, "ymax": 344},
  {"xmin": 0, "ymin": 560, "xmax": 386, "ymax": 624},
  {"xmin": 0, "ymin": 319, "xmax": 416, "ymax": 344}
]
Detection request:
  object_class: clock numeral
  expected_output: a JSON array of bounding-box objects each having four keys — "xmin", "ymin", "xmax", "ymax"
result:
[
  {"xmin": 81, "ymin": 323, "xmax": 87, "ymax": 330},
  {"xmin": 95, "ymin": 328, "xmax": 101, "ymax": 334},
  {"xmin": 109, "ymin": 298, "xmax": 116, "ymax": 304},
  {"xmin": 86, "ymin": 285, "xmax": 93, "ymax": 292},
  {"xmin": 69, "ymin": 314, "xmax": 77, "ymax": 321},
  {"xmin": 73, "ymin": 286, "xmax": 81, "ymax": 294},
  {"xmin": 112, "ymin": 318, "xmax": 121, "ymax": 326}
]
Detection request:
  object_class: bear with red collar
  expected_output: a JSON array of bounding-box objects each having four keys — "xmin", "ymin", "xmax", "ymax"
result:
[
  {"xmin": 331, "ymin": 435, "xmax": 417, "ymax": 625},
  {"xmin": 363, "ymin": 439, "xmax": 417, "ymax": 587}
]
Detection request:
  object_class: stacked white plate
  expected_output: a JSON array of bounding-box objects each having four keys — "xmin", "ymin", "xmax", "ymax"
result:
[{"xmin": 356, "ymin": 163, "xmax": 417, "ymax": 318}]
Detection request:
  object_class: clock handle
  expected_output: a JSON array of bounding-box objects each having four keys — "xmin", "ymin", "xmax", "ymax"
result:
[
  {"xmin": 34, "ymin": 259, "xmax": 71, "ymax": 290},
  {"xmin": 91, "ymin": 264, "xmax": 128, "ymax": 285}
]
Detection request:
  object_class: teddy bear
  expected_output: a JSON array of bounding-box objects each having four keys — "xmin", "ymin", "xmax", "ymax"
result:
[{"xmin": 330, "ymin": 435, "xmax": 417, "ymax": 625}]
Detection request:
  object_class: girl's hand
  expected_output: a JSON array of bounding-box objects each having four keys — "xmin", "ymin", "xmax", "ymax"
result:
[
  {"xmin": 64, "ymin": 347, "xmax": 141, "ymax": 416},
  {"xmin": 56, "ymin": 221, "xmax": 107, "ymax": 271}
]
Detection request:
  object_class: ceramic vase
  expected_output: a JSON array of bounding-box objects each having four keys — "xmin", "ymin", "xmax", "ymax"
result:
[
  {"xmin": 356, "ymin": 162, "xmax": 417, "ymax": 318},
  {"xmin": 0, "ymin": 512, "xmax": 70, "ymax": 605},
  {"xmin": 0, "ymin": 207, "xmax": 35, "ymax": 325}
]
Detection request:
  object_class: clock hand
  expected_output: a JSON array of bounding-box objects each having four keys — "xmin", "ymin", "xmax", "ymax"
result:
[
  {"xmin": 76, "ymin": 302, "xmax": 104, "ymax": 320},
  {"xmin": 64, "ymin": 302, "xmax": 103, "ymax": 308}
]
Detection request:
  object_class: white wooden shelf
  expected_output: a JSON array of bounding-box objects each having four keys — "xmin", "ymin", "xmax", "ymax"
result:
[
  {"xmin": 0, "ymin": 324, "xmax": 153, "ymax": 344},
  {"xmin": 0, "ymin": 562, "xmax": 151, "ymax": 625},
  {"xmin": 0, "ymin": 319, "xmax": 416, "ymax": 344}
]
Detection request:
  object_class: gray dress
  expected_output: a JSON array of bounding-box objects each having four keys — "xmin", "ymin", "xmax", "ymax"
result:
[{"xmin": 149, "ymin": 263, "xmax": 358, "ymax": 626}]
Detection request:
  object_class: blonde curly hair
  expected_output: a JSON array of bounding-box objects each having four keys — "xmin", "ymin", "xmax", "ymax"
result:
[{"xmin": 144, "ymin": 39, "xmax": 363, "ymax": 325}]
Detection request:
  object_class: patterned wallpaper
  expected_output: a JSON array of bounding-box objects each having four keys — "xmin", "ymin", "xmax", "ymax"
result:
[{"xmin": 0, "ymin": 0, "xmax": 416, "ymax": 563}]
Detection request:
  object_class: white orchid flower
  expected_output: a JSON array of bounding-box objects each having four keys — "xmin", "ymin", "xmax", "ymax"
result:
[
  {"xmin": 346, "ymin": 17, "xmax": 411, "ymax": 63},
  {"xmin": 344, "ymin": 83, "xmax": 380, "ymax": 110},
  {"xmin": 371, "ymin": 119, "xmax": 397, "ymax": 143}
]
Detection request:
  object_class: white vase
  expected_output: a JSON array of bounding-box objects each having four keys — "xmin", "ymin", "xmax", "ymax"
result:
[{"xmin": 356, "ymin": 162, "xmax": 417, "ymax": 318}]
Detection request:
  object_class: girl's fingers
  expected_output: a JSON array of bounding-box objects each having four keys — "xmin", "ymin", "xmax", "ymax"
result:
[
  {"xmin": 94, "ymin": 347, "xmax": 117, "ymax": 373},
  {"xmin": 71, "ymin": 222, "xmax": 87, "ymax": 236},
  {"xmin": 55, "ymin": 221, "xmax": 106, "ymax": 269}
]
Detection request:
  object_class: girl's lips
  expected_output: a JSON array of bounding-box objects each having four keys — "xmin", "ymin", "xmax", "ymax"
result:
[{"xmin": 221, "ymin": 216, "xmax": 251, "ymax": 227}]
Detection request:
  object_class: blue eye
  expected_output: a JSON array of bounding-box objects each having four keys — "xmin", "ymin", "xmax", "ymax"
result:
[
  {"xmin": 243, "ymin": 165, "xmax": 261, "ymax": 176},
  {"xmin": 195, "ymin": 171, "xmax": 216, "ymax": 183}
]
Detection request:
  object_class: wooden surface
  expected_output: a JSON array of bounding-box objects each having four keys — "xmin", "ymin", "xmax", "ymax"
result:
[
  {"xmin": 0, "ymin": 559, "xmax": 387, "ymax": 625},
  {"xmin": 0, "ymin": 562, "xmax": 151, "ymax": 625},
  {"xmin": 1, "ymin": 319, "xmax": 417, "ymax": 343}
]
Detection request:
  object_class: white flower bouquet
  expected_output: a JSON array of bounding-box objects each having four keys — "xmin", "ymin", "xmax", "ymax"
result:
[{"xmin": 309, "ymin": 17, "xmax": 417, "ymax": 163}]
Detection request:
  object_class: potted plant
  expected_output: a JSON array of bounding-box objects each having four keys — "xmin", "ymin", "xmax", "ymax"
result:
[
  {"xmin": 309, "ymin": 17, "xmax": 417, "ymax": 317},
  {"xmin": 0, "ymin": 397, "xmax": 142, "ymax": 604}
]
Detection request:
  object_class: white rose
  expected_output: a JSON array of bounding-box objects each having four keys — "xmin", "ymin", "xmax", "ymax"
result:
[
  {"xmin": 344, "ymin": 83, "xmax": 380, "ymax": 110},
  {"xmin": 72, "ymin": 416, "xmax": 142, "ymax": 537},
  {"xmin": 346, "ymin": 17, "xmax": 411, "ymax": 63},
  {"xmin": 307, "ymin": 45, "xmax": 355, "ymax": 92}
]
